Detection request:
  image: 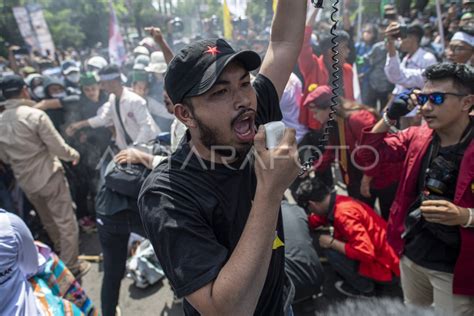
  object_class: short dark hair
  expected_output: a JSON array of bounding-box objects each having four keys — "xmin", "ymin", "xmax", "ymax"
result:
[
  {"xmin": 294, "ymin": 177, "xmax": 332, "ymax": 209},
  {"xmin": 319, "ymin": 30, "xmax": 350, "ymax": 53},
  {"xmin": 424, "ymin": 62, "xmax": 474, "ymax": 94},
  {"xmin": 407, "ymin": 23, "xmax": 424, "ymax": 44},
  {"xmin": 99, "ymin": 64, "xmax": 121, "ymax": 75},
  {"xmin": 0, "ymin": 75, "xmax": 26, "ymax": 99},
  {"xmin": 3, "ymin": 88, "xmax": 23, "ymax": 99},
  {"xmin": 98, "ymin": 64, "xmax": 122, "ymax": 82}
]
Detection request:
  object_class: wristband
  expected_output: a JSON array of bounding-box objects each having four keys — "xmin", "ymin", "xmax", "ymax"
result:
[
  {"xmin": 462, "ymin": 208, "xmax": 474, "ymax": 228},
  {"xmin": 383, "ymin": 112, "xmax": 399, "ymax": 133}
]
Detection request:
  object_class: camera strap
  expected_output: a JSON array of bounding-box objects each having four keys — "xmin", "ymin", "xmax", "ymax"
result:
[
  {"xmin": 417, "ymin": 135, "xmax": 440, "ymax": 194},
  {"xmin": 115, "ymin": 96, "xmax": 134, "ymax": 146}
]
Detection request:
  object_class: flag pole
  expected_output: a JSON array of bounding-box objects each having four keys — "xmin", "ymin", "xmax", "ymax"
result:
[{"xmin": 435, "ymin": 0, "xmax": 445, "ymax": 54}]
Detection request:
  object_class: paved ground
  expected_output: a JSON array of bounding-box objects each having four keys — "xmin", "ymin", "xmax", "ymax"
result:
[
  {"xmin": 80, "ymin": 232, "xmax": 183, "ymax": 316},
  {"xmin": 79, "ymin": 229, "xmax": 402, "ymax": 316},
  {"xmin": 76, "ymin": 180, "xmax": 402, "ymax": 316}
]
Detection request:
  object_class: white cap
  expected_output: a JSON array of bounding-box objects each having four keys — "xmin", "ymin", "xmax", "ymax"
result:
[
  {"xmin": 133, "ymin": 46, "xmax": 150, "ymax": 56},
  {"xmin": 145, "ymin": 51, "xmax": 167, "ymax": 74},
  {"xmin": 87, "ymin": 56, "xmax": 108, "ymax": 70},
  {"xmin": 451, "ymin": 31, "xmax": 474, "ymax": 47}
]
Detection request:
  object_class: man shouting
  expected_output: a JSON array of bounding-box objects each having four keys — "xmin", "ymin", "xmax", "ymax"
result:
[{"xmin": 138, "ymin": 0, "xmax": 307, "ymax": 315}]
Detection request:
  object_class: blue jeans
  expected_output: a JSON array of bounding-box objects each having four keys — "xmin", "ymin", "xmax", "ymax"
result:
[
  {"xmin": 287, "ymin": 306, "xmax": 294, "ymax": 316},
  {"xmin": 97, "ymin": 210, "xmax": 146, "ymax": 316},
  {"xmin": 325, "ymin": 248, "xmax": 375, "ymax": 293}
]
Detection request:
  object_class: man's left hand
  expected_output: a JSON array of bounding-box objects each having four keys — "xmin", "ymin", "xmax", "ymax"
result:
[
  {"xmin": 145, "ymin": 26, "xmax": 163, "ymax": 43},
  {"xmin": 114, "ymin": 148, "xmax": 152, "ymax": 168},
  {"xmin": 319, "ymin": 234, "xmax": 334, "ymax": 248},
  {"xmin": 421, "ymin": 200, "xmax": 470, "ymax": 226}
]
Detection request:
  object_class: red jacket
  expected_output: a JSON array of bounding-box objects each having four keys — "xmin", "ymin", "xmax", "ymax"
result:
[
  {"xmin": 308, "ymin": 195, "xmax": 400, "ymax": 282},
  {"xmin": 358, "ymin": 124, "xmax": 474, "ymax": 296},
  {"xmin": 297, "ymin": 25, "xmax": 354, "ymax": 130},
  {"xmin": 316, "ymin": 109, "xmax": 400, "ymax": 189}
]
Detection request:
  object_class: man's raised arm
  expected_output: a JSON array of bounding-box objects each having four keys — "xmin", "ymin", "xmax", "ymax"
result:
[{"xmin": 259, "ymin": 0, "xmax": 308, "ymax": 99}]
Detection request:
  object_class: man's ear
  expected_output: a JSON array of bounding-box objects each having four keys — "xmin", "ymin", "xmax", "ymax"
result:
[
  {"xmin": 461, "ymin": 95, "xmax": 474, "ymax": 113},
  {"xmin": 174, "ymin": 103, "xmax": 197, "ymax": 128}
]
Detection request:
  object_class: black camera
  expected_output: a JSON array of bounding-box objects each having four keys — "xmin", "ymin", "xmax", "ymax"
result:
[
  {"xmin": 425, "ymin": 156, "xmax": 457, "ymax": 196},
  {"xmin": 403, "ymin": 155, "xmax": 458, "ymax": 240}
]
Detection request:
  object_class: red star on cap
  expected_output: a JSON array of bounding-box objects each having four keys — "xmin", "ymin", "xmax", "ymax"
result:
[{"xmin": 205, "ymin": 46, "xmax": 220, "ymax": 56}]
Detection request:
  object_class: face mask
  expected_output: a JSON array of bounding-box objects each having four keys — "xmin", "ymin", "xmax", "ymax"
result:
[
  {"xmin": 66, "ymin": 73, "xmax": 80, "ymax": 83},
  {"xmin": 33, "ymin": 86, "xmax": 45, "ymax": 99},
  {"xmin": 51, "ymin": 92, "xmax": 67, "ymax": 99}
]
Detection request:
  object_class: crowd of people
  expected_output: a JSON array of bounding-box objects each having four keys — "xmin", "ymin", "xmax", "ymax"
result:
[{"xmin": 0, "ymin": 0, "xmax": 473, "ymax": 315}]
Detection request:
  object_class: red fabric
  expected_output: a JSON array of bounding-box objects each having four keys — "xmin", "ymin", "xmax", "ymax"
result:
[
  {"xmin": 314, "ymin": 110, "xmax": 386, "ymax": 188},
  {"xmin": 358, "ymin": 124, "xmax": 474, "ymax": 296},
  {"xmin": 302, "ymin": 85, "xmax": 332, "ymax": 108},
  {"xmin": 297, "ymin": 26, "xmax": 354, "ymax": 130},
  {"xmin": 308, "ymin": 195, "xmax": 400, "ymax": 282}
]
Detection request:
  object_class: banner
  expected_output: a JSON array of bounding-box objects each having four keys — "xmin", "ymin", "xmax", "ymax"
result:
[
  {"xmin": 108, "ymin": 1, "xmax": 127, "ymax": 65},
  {"xmin": 223, "ymin": 0, "xmax": 233, "ymax": 40},
  {"xmin": 226, "ymin": 0, "xmax": 247, "ymax": 18},
  {"xmin": 12, "ymin": 4, "xmax": 55, "ymax": 56}
]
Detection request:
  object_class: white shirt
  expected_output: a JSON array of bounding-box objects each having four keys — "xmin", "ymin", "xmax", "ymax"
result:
[
  {"xmin": 88, "ymin": 88, "xmax": 159, "ymax": 150},
  {"xmin": 147, "ymin": 96, "xmax": 174, "ymax": 133},
  {"xmin": 384, "ymin": 47, "xmax": 437, "ymax": 95},
  {"xmin": 0, "ymin": 210, "xmax": 40, "ymax": 316},
  {"xmin": 280, "ymin": 73, "xmax": 308, "ymax": 143},
  {"xmin": 170, "ymin": 118, "xmax": 187, "ymax": 153}
]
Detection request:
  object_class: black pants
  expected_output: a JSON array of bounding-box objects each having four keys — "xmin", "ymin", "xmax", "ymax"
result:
[
  {"xmin": 97, "ymin": 210, "xmax": 146, "ymax": 316},
  {"xmin": 371, "ymin": 183, "xmax": 399, "ymax": 221},
  {"xmin": 325, "ymin": 249, "xmax": 374, "ymax": 293}
]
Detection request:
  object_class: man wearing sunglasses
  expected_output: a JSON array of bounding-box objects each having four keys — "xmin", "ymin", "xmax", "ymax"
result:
[{"xmin": 357, "ymin": 63, "xmax": 474, "ymax": 314}]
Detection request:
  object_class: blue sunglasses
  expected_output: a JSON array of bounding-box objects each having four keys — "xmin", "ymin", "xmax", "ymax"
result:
[{"xmin": 417, "ymin": 92, "xmax": 467, "ymax": 106}]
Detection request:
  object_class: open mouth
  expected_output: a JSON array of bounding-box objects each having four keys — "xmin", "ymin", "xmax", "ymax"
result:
[{"xmin": 232, "ymin": 110, "xmax": 256, "ymax": 142}]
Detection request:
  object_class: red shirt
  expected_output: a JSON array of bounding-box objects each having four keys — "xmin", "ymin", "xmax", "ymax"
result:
[
  {"xmin": 297, "ymin": 25, "xmax": 354, "ymax": 130},
  {"xmin": 358, "ymin": 124, "xmax": 474, "ymax": 296},
  {"xmin": 308, "ymin": 195, "xmax": 400, "ymax": 282}
]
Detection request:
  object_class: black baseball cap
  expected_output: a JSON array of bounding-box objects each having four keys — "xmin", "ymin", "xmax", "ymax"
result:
[
  {"xmin": 0, "ymin": 75, "xmax": 26, "ymax": 95},
  {"xmin": 165, "ymin": 38, "xmax": 261, "ymax": 105}
]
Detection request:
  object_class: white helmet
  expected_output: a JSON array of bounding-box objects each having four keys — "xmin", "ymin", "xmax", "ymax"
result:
[{"xmin": 86, "ymin": 56, "xmax": 108, "ymax": 71}]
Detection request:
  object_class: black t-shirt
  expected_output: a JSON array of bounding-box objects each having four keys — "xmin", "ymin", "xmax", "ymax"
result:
[
  {"xmin": 139, "ymin": 74, "xmax": 285, "ymax": 315},
  {"xmin": 404, "ymin": 121, "xmax": 473, "ymax": 273}
]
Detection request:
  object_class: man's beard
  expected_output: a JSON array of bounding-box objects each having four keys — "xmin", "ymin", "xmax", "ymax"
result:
[{"xmin": 194, "ymin": 115, "xmax": 252, "ymax": 159}]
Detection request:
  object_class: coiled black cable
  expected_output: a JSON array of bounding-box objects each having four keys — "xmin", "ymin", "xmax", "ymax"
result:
[{"xmin": 299, "ymin": 0, "xmax": 340, "ymax": 175}]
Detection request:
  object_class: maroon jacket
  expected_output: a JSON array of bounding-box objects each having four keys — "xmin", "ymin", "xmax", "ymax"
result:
[
  {"xmin": 358, "ymin": 124, "xmax": 474, "ymax": 296},
  {"xmin": 316, "ymin": 109, "xmax": 400, "ymax": 189}
]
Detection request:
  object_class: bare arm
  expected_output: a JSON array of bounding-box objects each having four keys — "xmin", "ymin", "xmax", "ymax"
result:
[
  {"xmin": 8, "ymin": 46, "xmax": 19, "ymax": 74},
  {"xmin": 34, "ymin": 99, "xmax": 62, "ymax": 111},
  {"xmin": 259, "ymin": 0, "xmax": 307, "ymax": 99},
  {"xmin": 185, "ymin": 128, "xmax": 300, "ymax": 315},
  {"xmin": 145, "ymin": 27, "xmax": 174, "ymax": 65}
]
